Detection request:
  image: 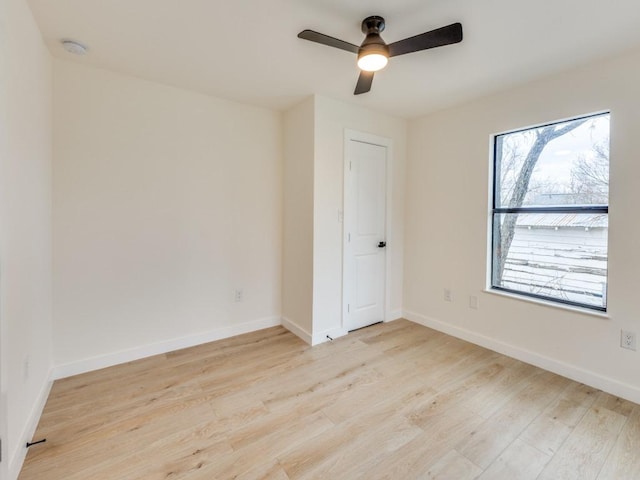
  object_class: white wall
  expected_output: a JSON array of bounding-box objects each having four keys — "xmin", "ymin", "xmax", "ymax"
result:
[
  {"xmin": 404, "ymin": 48, "xmax": 640, "ymax": 402},
  {"xmin": 53, "ymin": 60, "xmax": 282, "ymax": 374},
  {"xmin": 0, "ymin": 0, "xmax": 53, "ymax": 477},
  {"xmin": 282, "ymin": 98, "xmax": 315, "ymax": 339},
  {"xmin": 281, "ymin": 95, "xmax": 407, "ymax": 344},
  {"xmin": 313, "ymin": 96, "xmax": 407, "ymax": 339}
]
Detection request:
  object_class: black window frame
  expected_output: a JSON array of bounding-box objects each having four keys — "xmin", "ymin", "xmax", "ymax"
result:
[{"xmin": 490, "ymin": 112, "xmax": 610, "ymax": 312}]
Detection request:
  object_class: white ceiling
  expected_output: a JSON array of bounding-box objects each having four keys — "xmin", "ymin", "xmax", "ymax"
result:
[{"xmin": 27, "ymin": 0, "xmax": 640, "ymax": 118}]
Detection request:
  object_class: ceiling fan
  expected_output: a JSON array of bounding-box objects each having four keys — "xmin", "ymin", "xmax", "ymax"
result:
[{"xmin": 298, "ymin": 16, "xmax": 463, "ymax": 95}]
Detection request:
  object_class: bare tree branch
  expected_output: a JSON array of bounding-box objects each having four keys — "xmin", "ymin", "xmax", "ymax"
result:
[{"xmin": 494, "ymin": 119, "xmax": 588, "ymax": 281}]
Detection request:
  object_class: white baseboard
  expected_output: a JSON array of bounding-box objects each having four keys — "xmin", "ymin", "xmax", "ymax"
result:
[
  {"xmin": 52, "ymin": 316, "xmax": 282, "ymax": 380},
  {"xmin": 281, "ymin": 316, "xmax": 349, "ymax": 346},
  {"xmin": 312, "ymin": 326, "xmax": 348, "ymax": 346},
  {"xmin": 403, "ymin": 310, "xmax": 640, "ymax": 405},
  {"xmin": 9, "ymin": 374, "xmax": 53, "ymax": 480},
  {"xmin": 281, "ymin": 317, "xmax": 312, "ymax": 345}
]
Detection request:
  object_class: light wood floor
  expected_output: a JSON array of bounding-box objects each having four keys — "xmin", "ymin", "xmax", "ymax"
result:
[{"xmin": 19, "ymin": 320, "xmax": 640, "ymax": 479}]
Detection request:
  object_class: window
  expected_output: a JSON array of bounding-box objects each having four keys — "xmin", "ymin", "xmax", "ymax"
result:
[{"xmin": 490, "ymin": 112, "xmax": 610, "ymax": 311}]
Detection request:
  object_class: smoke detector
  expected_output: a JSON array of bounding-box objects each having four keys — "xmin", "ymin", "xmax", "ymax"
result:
[{"xmin": 61, "ymin": 40, "xmax": 88, "ymax": 55}]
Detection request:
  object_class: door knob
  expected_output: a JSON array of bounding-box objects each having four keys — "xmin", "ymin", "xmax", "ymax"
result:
[{"xmin": 378, "ymin": 241, "xmax": 387, "ymax": 248}]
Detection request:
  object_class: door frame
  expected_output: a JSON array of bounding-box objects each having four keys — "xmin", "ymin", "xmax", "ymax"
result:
[{"xmin": 342, "ymin": 129, "xmax": 394, "ymax": 332}]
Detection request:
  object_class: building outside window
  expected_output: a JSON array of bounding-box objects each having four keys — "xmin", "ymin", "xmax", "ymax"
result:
[{"xmin": 490, "ymin": 112, "xmax": 610, "ymax": 311}]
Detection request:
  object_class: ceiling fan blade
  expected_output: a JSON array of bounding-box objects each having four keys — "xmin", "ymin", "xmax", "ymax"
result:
[
  {"xmin": 298, "ymin": 30, "xmax": 359, "ymax": 54},
  {"xmin": 354, "ymin": 71, "xmax": 374, "ymax": 95},
  {"xmin": 388, "ymin": 22, "xmax": 463, "ymax": 57}
]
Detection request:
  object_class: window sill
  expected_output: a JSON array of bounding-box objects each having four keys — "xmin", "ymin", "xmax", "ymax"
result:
[{"xmin": 484, "ymin": 288, "xmax": 610, "ymax": 319}]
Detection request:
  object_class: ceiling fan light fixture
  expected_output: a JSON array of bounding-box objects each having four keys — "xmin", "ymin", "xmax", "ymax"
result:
[
  {"xmin": 357, "ymin": 52, "xmax": 388, "ymax": 72},
  {"xmin": 357, "ymin": 38, "xmax": 390, "ymax": 72}
]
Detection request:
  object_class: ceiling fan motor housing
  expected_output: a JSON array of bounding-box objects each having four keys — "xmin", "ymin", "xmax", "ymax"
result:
[
  {"xmin": 359, "ymin": 16, "xmax": 389, "ymax": 59},
  {"xmin": 361, "ymin": 16, "xmax": 385, "ymax": 34}
]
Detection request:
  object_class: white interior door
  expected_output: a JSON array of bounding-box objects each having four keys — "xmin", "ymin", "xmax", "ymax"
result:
[{"xmin": 344, "ymin": 135, "xmax": 387, "ymax": 331}]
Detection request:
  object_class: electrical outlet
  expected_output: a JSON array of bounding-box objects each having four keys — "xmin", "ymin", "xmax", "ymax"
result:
[
  {"xmin": 621, "ymin": 330, "xmax": 636, "ymax": 351},
  {"xmin": 234, "ymin": 289, "xmax": 244, "ymax": 303},
  {"xmin": 469, "ymin": 295, "xmax": 479, "ymax": 310},
  {"xmin": 444, "ymin": 288, "xmax": 452, "ymax": 302}
]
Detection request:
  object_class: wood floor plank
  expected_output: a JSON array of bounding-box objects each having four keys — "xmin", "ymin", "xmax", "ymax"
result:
[
  {"xmin": 21, "ymin": 401, "xmax": 219, "ymax": 478},
  {"xmin": 422, "ymin": 449, "xmax": 482, "ymax": 480},
  {"xmin": 279, "ymin": 401, "xmax": 414, "ymax": 478},
  {"xmin": 597, "ymin": 405, "xmax": 640, "ymax": 479},
  {"xmin": 537, "ymin": 404, "xmax": 628, "ymax": 480},
  {"xmin": 462, "ymin": 359, "xmax": 541, "ymax": 419},
  {"xmin": 518, "ymin": 381, "xmax": 598, "ymax": 456},
  {"xmin": 592, "ymin": 390, "xmax": 637, "ymax": 417},
  {"xmin": 66, "ymin": 435, "xmax": 232, "ymax": 480},
  {"xmin": 231, "ymin": 460, "xmax": 291, "ymax": 480},
  {"xmin": 456, "ymin": 370, "xmax": 569, "ymax": 469},
  {"xmin": 320, "ymin": 359, "xmax": 438, "ymax": 425},
  {"xmin": 18, "ymin": 321, "xmax": 640, "ymax": 480},
  {"xmin": 519, "ymin": 413, "xmax": 573, "ymax": 457},
  {"xmin": 406, "ymin": 360, "xmax": 506, "ymax": 428},
  {"xmin": 356, "ymin": 408, "xmax": 487, "ymax": 479},
  {"xmin": 191, "ymin": 410, "xmax": 334, "ymax": 479},
  {"xmin": 20, "ymin": 402, "xmax": 223, "ymax": 479},
  {"xmin": 476, "ymin": 438, "xmax": 550, "ymax": 480},
  {"xmin": 283, "ymin": 415, "xmax": 423, "ymax": 480}
]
